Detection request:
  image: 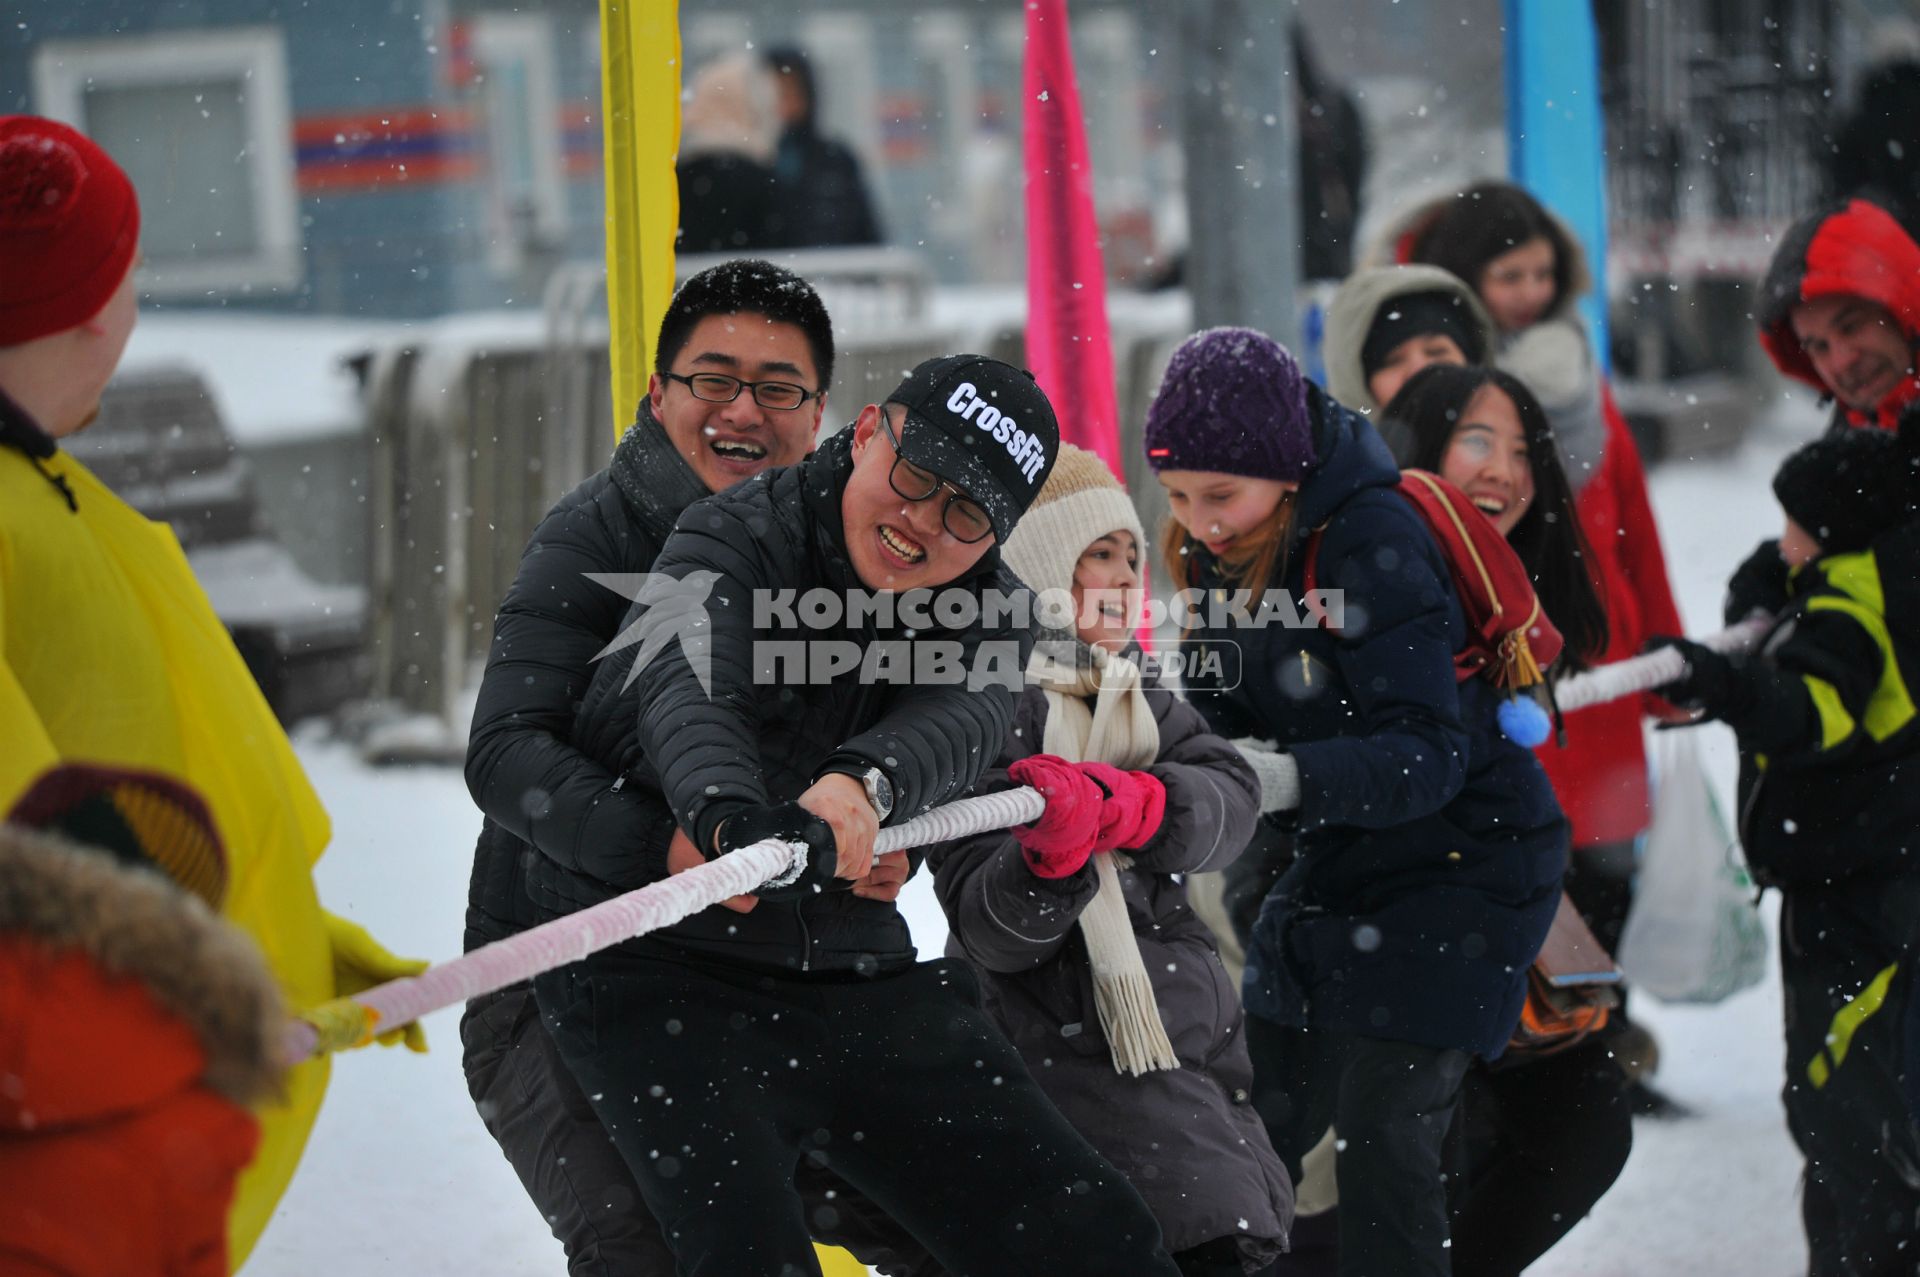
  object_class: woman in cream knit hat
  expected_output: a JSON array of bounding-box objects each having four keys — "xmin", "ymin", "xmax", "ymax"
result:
[{"xmin": 927, "ymin": 445, "xmax": 1293, "ymax": 1276}]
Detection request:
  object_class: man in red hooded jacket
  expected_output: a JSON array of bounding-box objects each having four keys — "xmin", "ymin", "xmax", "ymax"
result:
[
  {"xmin": 1728, "ymin": 199, "xmax": 1920, "ymax": 625},
  {"xmin": 1758, "ymin": 197, "xmax": 1920, "ymax": 434}
]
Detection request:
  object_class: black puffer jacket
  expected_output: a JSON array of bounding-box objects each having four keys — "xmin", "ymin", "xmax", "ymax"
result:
[
  {"xmin": 555, "ymin": 429, "xmax": 1032, "ymax": 971},
  {"xmin": 463, "ymin": 405, "xmax": 709, "ymax": 951},
  {"xmin": 928, "ymin": 673, "xmax": 1291, "ymax": 1264}
]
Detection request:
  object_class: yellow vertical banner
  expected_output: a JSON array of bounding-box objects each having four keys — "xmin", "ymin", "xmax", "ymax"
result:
[
  {"xmin": 594, "ymin": 10, "xmax": 869, "ymax": 1273},
  {"xmin": 600, "ymin": 0, "xmax": 681, "ymax": 438}
]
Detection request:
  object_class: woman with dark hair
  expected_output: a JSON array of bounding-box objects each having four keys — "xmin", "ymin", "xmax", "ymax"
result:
[
  {"xmin": 1382, "ymin": 364, "xmax": 1609, "ymax": 667},
  {"xmin": 1395, "ymin": 184, "xmax": 1686, "ymax": 1109},
  {"xmin": 1382, "ymin": 363, "xmax": 1633, "ymax": 1276}
]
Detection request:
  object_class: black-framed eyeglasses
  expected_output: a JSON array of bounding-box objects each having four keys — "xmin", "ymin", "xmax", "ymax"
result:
[
  {"xmin": 878, "ymin": 414, "xmax": 994, "ymax": 544},
  {"xmin": 662, "ymin": 371, "xmax": 819, "ymax": 411}
]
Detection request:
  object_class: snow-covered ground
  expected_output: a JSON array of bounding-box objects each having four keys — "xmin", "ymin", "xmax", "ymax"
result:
[{"xmin": 247, "ymin": 395, "xmax": 1825, "ymax": 1275}]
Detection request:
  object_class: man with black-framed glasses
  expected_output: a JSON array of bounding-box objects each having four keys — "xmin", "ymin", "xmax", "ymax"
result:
[
  {"xmin": 465, "ymin": 258, "xmax": 943, "ymax": 1275},
  {"xmin": 648, "ymin": 307, "xmax": 826, "ymax": 492},
  {"xmin": 660, "ymin": 368, "xmax": 820, "ymax": 412},
  {"xmin": 875, "ymin": 410, "xmax": 994, "ymax": 543},
  {"xmin": 542, "ymin": 355, "xmax": 1184, "ymax": 1275}
]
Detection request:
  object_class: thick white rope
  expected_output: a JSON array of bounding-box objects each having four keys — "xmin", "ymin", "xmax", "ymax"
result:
[
  {"xmin": 1551, "ymin": 616, "xmax": 1769, "ymax": 712},
  {"xmin": 1227, "ymin": 618, "xmax": 1772, "ymax": 815},
  {"xmin": 292, "ymin": 622, "xmax": 1777, "ymax": 1058},
  {"xmin": 284, "ymin": 786, "xmax": 1047, "ymax": 1061}
]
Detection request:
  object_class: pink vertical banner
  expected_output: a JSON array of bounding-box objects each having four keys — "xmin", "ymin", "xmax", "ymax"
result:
[{"xmin": 1022, "ymin": 0, "xmax": 1122, "ymax": 475}]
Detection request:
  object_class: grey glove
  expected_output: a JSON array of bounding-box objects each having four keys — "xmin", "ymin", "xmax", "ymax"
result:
[{"xmin": 1231, "ymin": 738, "xmax": 1301, "ymax": 813}]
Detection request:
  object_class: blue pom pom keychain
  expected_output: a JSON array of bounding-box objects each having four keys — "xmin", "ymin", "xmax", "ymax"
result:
[{"xmin": 1498, "ymin": 693, "xmax": 1553, "ymax": 747}]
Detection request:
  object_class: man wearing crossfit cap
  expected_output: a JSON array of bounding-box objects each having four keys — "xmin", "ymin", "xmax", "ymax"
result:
[{"xmin": 537, "ymin": 354, "xmax": 1183, "ymax": 1275}]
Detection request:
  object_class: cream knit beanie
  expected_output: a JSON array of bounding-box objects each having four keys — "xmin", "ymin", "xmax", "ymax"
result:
[{"xmin": 999, "ymin": 444, "xmax": 1147, "ymax": 598}]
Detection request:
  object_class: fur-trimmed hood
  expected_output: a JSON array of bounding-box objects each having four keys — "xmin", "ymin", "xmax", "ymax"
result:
[
  {"xmin": 0, "ymin": 823, "xmax": 284, "ymax": 1115},
  {"xmin": 1323, "ymin": 262, "xmax": 1497, "ymax": 414}
]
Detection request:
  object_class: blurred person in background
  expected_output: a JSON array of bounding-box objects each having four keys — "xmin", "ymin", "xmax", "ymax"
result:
[
  {"xmin": 1726, "ymin": 198, "xmax": 1920, "ymax": 636},
  {"xmin": 677, "ymin": 53, "xmax": 787, "ymax": 254},
  {"xmin": 1829, "ymin": 49, "xmax": 1920, "ymax": 242},
  {"xmin": 1292, "ymin": 24, "xmax": 1367, "ymax": 284},
  {"xmin": 764, "ymin": 45, "xmax": 884, "ymax": 248}
]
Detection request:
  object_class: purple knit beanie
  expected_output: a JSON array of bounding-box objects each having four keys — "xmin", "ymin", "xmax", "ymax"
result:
[{"xmin": 1143, "ymin": 326, "xmax": 1315, "ymax": 481}]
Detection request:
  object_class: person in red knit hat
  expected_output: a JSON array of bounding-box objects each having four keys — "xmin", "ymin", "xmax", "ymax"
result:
[
  {"xmin": 0, "ymin": 115, "xmax": 425, "ymax": 1267},
  {"xmin": 0, "ymin": 115, "xmax": 141, "ymax": 437}
]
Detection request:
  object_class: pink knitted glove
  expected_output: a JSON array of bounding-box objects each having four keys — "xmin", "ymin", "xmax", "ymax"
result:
[
  {"xmin": 1122, "ymin": 769, "xmax": 1166, "ymax": 849},
  {"xmin": 1079, "ymin": 762, "xmax": 1167, "ymax": 852},
  {"xmin": 1007, "ymin": 754, "xmax": 1103, "ymax": 878}
]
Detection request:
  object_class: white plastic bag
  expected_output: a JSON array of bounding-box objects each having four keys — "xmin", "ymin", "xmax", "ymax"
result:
[{"xmin": 1616, "ymin": 731, "xmax": 1768, "ymax": 1003}]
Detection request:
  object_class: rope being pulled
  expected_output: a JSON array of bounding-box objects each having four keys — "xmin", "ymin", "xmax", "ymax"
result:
[
  {"xmin": 283, "ymin": 786, "xmax": 1046, "ymax": 1062},
  {"xmin": 1551, "ymin": 615, "xmax": 1768, "ymax": 712},
  {"xmin": 290, "ymin": 619, "xmax": 1772, "ymax": 1060},
  {"xmin": 1231, "ymin": 617, "xmax": 1772, "ymax": 815}
]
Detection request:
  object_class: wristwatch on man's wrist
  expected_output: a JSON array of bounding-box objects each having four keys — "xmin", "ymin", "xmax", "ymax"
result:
[{"xmin": 849, "ymin": 765, "xmax": 895, "ymax": 822}]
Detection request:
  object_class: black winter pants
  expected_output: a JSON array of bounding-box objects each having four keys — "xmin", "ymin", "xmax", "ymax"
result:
[
  {"xmin": 1246, "ymin": 1015, "xmax": 1470, "ymax": 1277},
  {"xmin": 461, "ymin": 982, "xmax": 943, "ymax": 1276},
  {"xmin": 1445, "ymin": 1042, "xmax": 1633, "ymax": 1276},
  {"xmin": 1780, "ymin": 883, "xmax": 1920, "ymax": 1276},
  {"xmin": 534, "ymin": 950, "xmax": 1179, "ymax": 1277}
]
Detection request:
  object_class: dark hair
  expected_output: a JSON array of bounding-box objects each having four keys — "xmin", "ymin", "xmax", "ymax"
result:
[
  {"xmin": 1406, "ymin": 182, "xmax": 1577, "ymax": 324},
  {"xmin": 654, "ymin": 258, "xmax": 835, "ymax": 390},
  {"xmin": 763, "ymin": 45, "xmax": 816, "ymax": 127},
  {"xmin": 1381, "ymin": 364, "xmax": 1609, "ymax": 669}
]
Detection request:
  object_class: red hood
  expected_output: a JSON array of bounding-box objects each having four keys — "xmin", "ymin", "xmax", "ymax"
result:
[
  {"xmin": 1758, "ymin": 199, "xmax": 1920, "ymax": 428},
  {"xmin": 0, "ymin": 938, "xmax": 207, "ymax": 1133}
]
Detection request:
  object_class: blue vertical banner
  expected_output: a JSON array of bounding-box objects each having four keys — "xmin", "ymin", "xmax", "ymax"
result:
[{"xmin": 1504, "ymin": 0, "xmax": 1610, "ymax": 368}]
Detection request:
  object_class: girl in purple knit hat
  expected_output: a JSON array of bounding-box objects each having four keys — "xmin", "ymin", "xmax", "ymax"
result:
[{"xmin": 1145, "ymin": 327, "xmax": 1568, "ymax": 1277}]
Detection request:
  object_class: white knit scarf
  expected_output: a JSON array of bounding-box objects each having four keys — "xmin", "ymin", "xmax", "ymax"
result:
[{"xmin": 1028, "ymin": 638, "xmax": 1179, "ymax": 1076}]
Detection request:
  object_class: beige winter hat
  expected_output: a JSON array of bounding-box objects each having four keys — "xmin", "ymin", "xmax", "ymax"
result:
[{"xmin": 999, "ymin": 443, "xmax": 1147, "ymax": 598}]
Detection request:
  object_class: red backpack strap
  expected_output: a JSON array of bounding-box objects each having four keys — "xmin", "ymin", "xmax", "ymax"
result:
[
  {"xmin": 1395, "ymin": 470, "xmax": 1564, "ymax": 688},
  {"xmin": 1301, "ymin": 524, "xmax": 1325, "ymax": 598}
]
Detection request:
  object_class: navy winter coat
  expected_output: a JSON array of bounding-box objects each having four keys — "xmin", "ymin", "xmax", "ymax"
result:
[{"xmin": 1181, "ymin": 385, "xmax": 1566, "ymax": 1059}]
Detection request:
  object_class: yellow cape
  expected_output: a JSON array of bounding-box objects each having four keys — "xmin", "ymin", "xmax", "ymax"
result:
[{"xmin": 2, "ymin": 445, "xmax": 340, "ymax": 1267}]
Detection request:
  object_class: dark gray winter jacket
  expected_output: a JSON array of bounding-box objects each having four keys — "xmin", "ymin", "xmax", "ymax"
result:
[
  {"xmin": 463, "ymin": 405, "xmax": 710, "ymax": 952},
  {"xmin": 558, "ymin": 428, "xmax": 1032, "ymax": 971},
  {"xmin": 928, "ymin": 673, "xmax": 1293, "ymax": 1263}
]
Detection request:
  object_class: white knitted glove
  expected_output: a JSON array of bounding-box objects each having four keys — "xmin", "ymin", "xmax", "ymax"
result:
[{"xmin": 1231, "ymin": 738, "xmax": 1301, "ymax": 813}]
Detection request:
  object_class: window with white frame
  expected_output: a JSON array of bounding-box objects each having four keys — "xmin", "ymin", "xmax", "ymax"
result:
[
  {"xmin": 33, "ymin": 28, "xmax": 302, "ymax": 297},
  {"xmin": 470, "ymin": 13, "xmax": 568, "ymax": 272}
]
